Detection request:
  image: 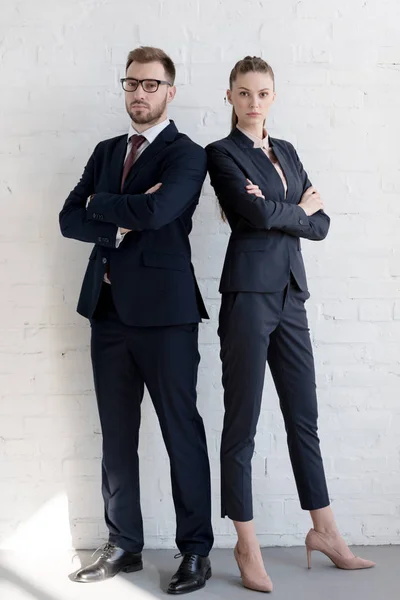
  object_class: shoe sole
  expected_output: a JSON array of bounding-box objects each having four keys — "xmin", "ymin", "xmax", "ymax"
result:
[
  {"xmin": 167, "ymin": 567, "xmax": 212, "ymax": 595},
  {"xmin": 122, "ymin": 561, "xmax": 144, "ymax": 573}
]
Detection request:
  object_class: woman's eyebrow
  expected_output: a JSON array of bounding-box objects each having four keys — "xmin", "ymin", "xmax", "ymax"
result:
[{"xmin": 238, "ymin": 86, "xmax": 272, "ymax": 91}]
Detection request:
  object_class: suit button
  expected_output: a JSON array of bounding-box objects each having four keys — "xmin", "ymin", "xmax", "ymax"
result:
[
  {"xmin": 102, "ymin": 257, "xmax": 107, "ymax": 264},
  {"xmin": 97, "ymin": 237, "xmax": 102, "ymax": 242},
  {"xmin": 299, "ymin": 219, "xmax": 304, "ymax": 225},
  {"xmin": 104, "ymin": 238, "xmax": 109, "ymax": 243}
]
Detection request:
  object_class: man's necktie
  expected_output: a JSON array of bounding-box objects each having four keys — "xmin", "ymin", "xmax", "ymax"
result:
[
  {"xmin": 103, "ymin": 135, "xmax": 146, "ymax": 284},
  {"xmin": 121, "ymin": 134, "xmax": 146, "ymax": 191}
]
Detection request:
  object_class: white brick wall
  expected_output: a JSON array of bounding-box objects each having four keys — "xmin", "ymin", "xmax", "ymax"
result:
[{"xmin": 1, "ymin": 0, "xmax": 399, "ymax": 550}]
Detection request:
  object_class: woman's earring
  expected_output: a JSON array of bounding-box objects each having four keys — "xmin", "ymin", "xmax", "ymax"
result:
[{"xmin": 224, "ymin": 96, "xmax": 228, "ymax": 106}]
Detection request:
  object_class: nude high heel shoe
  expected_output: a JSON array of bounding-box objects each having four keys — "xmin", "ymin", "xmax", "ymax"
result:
[
  {"xmin": 234, "ymin": 544, "xmax": 273, "ymax": 593},
  {"xmin": 305, "ymin": 529, "xmax": 376, "ymax": 570}
]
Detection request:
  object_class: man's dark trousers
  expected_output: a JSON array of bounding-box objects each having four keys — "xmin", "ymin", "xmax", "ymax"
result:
[{"xmin": 91, "ymin": 283, "xmax": 213, "ymax": 555}]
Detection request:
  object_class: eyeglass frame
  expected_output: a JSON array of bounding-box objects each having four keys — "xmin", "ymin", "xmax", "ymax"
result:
[{"xmin": 120, "ymin": 77, "xmax": 173, "ymax": 93}]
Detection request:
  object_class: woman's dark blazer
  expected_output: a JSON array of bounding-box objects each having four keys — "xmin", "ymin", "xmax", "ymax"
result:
[{"xmin": 206, "ymin": 127, "xmax": 330, "ymax": 293}]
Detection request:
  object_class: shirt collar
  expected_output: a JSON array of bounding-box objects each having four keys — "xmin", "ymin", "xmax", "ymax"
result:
[
  {"xmin": 236, "ymin": 125, "xmax": 270, "ymax": 150},
  {"xmin": 128, "ymin": 118, "xmax": 170, "ymax": 145}
]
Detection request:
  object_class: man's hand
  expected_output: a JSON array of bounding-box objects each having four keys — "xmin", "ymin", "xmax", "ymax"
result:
[
  {"xmin": 298, "ymin": 186, "xmax": 324, "ymax": 216},
  {"xmin": 119, "ymin": 184, "xmax": 162, "ymax": 234},
  {"xmin": 245, "ymin": 178, "xmax": 265, "ymax": 199}
]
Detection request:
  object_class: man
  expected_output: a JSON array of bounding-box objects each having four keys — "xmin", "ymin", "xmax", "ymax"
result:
[{"xmin": 59, "ymin": 46, "xmax": 213, "ymax": 595}]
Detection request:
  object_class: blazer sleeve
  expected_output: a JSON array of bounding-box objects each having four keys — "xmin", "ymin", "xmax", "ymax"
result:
[
  {"xmin": 206, "ymin": 145, "xmax": 313, "ymax": 235},
  {"xmin": 59, "ymin": 146, "xmax": 118, "ymax": 247},
  {"xmin": 288, "ymin": 142, "xmax": 330, "ymax": 241},
  {"xmin": 86, "ymin": 144, "xmax": 207, "ymax": 231}
]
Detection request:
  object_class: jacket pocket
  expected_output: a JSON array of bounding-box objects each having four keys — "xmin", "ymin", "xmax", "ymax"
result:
[{"xmin": 142, "ymin": 250, "xmax": 187, "ymax": 271}]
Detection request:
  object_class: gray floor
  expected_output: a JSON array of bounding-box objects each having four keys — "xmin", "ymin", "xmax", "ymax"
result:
[{"xmin": 0, "ymin": 546, "xmax": 398, "ymax": 600}]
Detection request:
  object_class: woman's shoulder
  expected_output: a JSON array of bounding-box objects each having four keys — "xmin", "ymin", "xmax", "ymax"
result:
[
  {"xmin": 205, "ymin": 135, "xmax": 235, "ymax": 155},
  {"xmin": 270, "ymin": 136, "xmax": 297, "ymax": 155}
]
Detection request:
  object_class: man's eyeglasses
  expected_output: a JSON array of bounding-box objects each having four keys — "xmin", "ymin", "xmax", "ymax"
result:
[{"xmin": 120, "ymin": 78, "xmax": 172, "ymax": 93}]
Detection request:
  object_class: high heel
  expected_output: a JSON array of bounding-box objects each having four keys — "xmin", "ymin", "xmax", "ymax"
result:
[
  {"xmin": 234, "ymin": 544, "xmax": 273, "ymax": 593},
  {"xmin": 305, "ymin": 529, "xmax": 375, "ymax": 570},
  {"xmin": 307, "ymin": 546, "xmax": 312, "ymax": 569}
]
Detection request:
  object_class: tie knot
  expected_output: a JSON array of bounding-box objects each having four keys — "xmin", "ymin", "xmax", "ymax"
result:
[{"xmin": 129, "ymin": 134, "xmax": 146, "ymax": 150}]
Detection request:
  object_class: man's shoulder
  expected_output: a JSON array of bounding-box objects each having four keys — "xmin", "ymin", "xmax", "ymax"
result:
[
  {"xmin": 94, "ymin": 133, "xmax": 127, "ymax": 154},
  {"xmin": 172, "ymin": 131, "xmax": 205, "ymax": 153}
]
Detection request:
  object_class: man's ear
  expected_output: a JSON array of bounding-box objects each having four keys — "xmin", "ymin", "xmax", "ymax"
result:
[{"xmin": 167, "ymin": 85, "xmax": 176, "ymax": 104}]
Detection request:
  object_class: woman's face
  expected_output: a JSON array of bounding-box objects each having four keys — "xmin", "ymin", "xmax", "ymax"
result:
[{"xmin": 227, "ymin": 71, "xmax": 276, "ymax": 130}]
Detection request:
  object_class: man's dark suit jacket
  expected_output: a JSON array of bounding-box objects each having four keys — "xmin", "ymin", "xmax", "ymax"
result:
[
  {"xmin": 59, "ymin": 121, "xmax": 208, "ymax": 326},
  {"xmin": 206, "ymin": 127, "xmax": 330, "ymax": 293}
]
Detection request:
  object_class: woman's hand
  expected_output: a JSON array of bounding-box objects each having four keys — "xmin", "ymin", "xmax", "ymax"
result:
[
  {"xmin": 246, "ymin": 179, "xmax": 265, "ymax": 199},
  {"xmin": 298, "ymin": 186, "xmax": 324, "ymax": 216}
]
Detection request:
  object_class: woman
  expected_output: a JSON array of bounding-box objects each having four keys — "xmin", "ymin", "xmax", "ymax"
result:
[{"xmin": 206, "ymin": 56, "xmax": 375, "ymax": 593}]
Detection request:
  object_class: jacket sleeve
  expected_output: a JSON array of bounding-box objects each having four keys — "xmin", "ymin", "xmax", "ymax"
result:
[
  {"xmin": 59, "ymin": 146, "xmax": 118, "ymax": 247},
  {"xmin": 86, "ymin": 145, "xmax": 207, "ymax": 231},
  {"xmin": 288, "ymin": 142, "xmax": 330, "ymax": 241},
  {"xmin": 206, "ymin": 145, "xmax": 310, "ymax": 235}
]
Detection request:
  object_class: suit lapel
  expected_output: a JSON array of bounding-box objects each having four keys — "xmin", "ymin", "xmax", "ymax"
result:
[
  {"xmin": 110, "ymin": 136, "xmax": 128, "ymax": 193},
  {"xmin": 227, "ymin": 128, "xmax": 268, "ymax": 184},
  {"xmin": 229, "ymin": 128, "xmax": 291, "ymax": 202},
  {"xmin": 122, "ymin": 121, "xmax": 178, "ymax": 191},
  {"xmin": 246, "ymin": 147, "xmax": 287, "ymax": 199},
  {"xmin": 269, "ymin": 139, "xmax": 293, "ymax": 201}
]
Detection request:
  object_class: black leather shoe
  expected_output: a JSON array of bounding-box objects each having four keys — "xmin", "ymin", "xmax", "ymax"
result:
[
  {"xmin": 72, "ymin": 543, "xmax": 143, "ymax": 583},
  {"xmin": 167, "ymin": 553, "xmax": 212, "ymax": 595}
]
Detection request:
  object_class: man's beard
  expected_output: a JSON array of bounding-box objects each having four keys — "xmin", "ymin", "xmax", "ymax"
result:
[{"xmin": 126, "ymin": 96, "xmax": 167, "ymax": 125}]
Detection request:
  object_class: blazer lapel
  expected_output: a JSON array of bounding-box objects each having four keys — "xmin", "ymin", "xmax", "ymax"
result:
[
  {"xmin": 269, "ymin": 138, "xmax": 293, "ymax": 202},
  {"xmin": 122, "ymin": 121, "xmax": 178, "ymax": 191},
  {"xmin": 228, "ymin": 128, "xmax": 270, "ymax": 182},
  {"xmin": 229, "ymin": 128, "xmax": 290, "ymax": 202},
  {"xmin": 110, "ymin": 135, "xmax": 128, "ymax": 193},
  {"xmin": 246, "ymin": 147, "xmax": 286, "ymax": 197}
]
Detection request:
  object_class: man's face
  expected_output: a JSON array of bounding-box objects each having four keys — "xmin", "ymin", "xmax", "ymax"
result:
[{"xmin": 124, "ymin": 61, "xmax": 175, "ymax": 126}]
